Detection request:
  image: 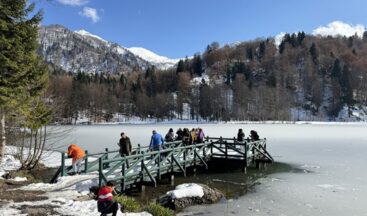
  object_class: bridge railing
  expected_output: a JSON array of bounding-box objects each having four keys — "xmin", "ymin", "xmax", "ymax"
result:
[{"xmin": 98, "ymin": 142, "xmax": 211, "ymax": 191}]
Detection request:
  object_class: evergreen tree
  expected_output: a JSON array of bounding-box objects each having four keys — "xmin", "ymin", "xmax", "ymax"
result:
[
  {"xmin": 192, "ymin": 54, "xmax": 203, "ymax": 76},
  {"xmin": 309, "ymin": 43, "xmax": 318, "ymax": 64},
  {"xmin": 258, "ymin": 42, "xmax": 266, "ymax": 60},
  {"xmin": 340, "ymin": 65, "xmax": 353, "ymax": 105},
  {"xmin": 0, "ymin": 0, "xmax": 49, "ymax": 159},
  {"xmin": 176, "ymin": 59, "xmax": 185, "ymax": 73}
]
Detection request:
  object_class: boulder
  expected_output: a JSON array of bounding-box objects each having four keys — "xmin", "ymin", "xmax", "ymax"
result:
[{"xmin": 159, "ymin": 183, "xmax": 224, "ymax": 210}]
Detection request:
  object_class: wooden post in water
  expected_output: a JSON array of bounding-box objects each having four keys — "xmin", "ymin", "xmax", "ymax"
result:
[
  {"xmin": 243, "ymin": 141, "xmax": 248, "ymax": 173},
  {"xmin": 84, "ymin": 150, "xmax": 88, "ymax": 173}
]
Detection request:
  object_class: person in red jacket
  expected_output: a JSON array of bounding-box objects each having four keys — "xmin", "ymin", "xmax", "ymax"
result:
[
  {"xmin": 67, "ymin": 144, "xmax": 85, "ymax": 175},
  {"xmin": 97, "ymin": 181, "xmax": 119, "ymax": 216}
]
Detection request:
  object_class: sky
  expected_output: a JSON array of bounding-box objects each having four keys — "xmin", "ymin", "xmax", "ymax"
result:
[{"xmin": 34, "ymin": 0, "xmax": 367, "ymax": 58}]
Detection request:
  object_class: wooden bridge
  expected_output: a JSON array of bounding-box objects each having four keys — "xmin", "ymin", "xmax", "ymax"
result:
[{"xmin": 51, "ymin": 137, "xmax": 273, "ymax": 192}]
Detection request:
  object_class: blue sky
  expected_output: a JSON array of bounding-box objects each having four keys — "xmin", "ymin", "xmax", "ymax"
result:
[{"xmin": 35, "ymin": 0, "xmax": 367, "ymax": 58}]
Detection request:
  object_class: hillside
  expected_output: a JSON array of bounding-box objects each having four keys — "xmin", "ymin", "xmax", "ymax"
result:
[{"xmin": 45, "ymin": 29, "xmax": 367, "ymax": 122}]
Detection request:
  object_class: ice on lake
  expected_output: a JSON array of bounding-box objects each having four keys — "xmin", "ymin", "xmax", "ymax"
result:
[{"xmin": 49, "ymin": 123, "xmax": 367, "ymax": 216}]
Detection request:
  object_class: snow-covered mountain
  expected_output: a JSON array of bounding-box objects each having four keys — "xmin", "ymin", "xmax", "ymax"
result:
[
  {"xmin": 38, "ymin": 25, "xmax": 179, "ymax": 73},
  {"xmin": 128, "ymin": 47, "xmax": 179, "ymax": 70}
]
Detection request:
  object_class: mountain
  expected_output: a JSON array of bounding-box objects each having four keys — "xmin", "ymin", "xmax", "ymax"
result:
[
  {"xmin": 127, "ymin": 47, "xmax": 179, "ymax": 70},
  {"xmin": 38, "ymin": 25, "xmax": 179, "ymax": 73}
]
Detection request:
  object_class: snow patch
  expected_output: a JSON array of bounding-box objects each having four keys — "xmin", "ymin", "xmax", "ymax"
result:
[
  {"xmin": 274, "ymin": 32, "xmax": 286, "ymax": 47},
  {"xmin": 166, "ymin": 183, "xmax": 204, "ymax": 199},
  {"xmin": 74, "ymin": 29, "xmax": 108, "ymax": 43},
  {"xmin": 128, "ymin": 47, "xmax": 179, "ymax": 69}
]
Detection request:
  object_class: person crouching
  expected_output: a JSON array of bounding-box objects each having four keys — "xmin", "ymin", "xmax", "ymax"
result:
[
  {"xmin": 97, "ymin": 181, "xmax": 119, "ymax": 216},
  {"xmin": 67, "ymin": 144, "xmax": 85, "ymax": 175}
]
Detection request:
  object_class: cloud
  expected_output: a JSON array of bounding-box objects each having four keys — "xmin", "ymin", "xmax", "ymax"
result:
[
  {"xmin": 79, "ymin": 7, "xmax": 100, "ymax": 23},
  {"xmin": 312, "ymin": 21, "xmax": 366, "ymax": 38},
  {"xmin": 58, "ymin": 0, "xmax": 89, "ymax": 6}
]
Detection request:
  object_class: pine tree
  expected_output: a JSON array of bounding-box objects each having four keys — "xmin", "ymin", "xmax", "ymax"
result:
[
  {"xmin": 176, "ymin": 59, "xmax": 185, "ymax": 73},
  {"xmin": 0, "ymin": 0, "xmax": 49, "ymax": 159},
  {"xmin": 309, "ymin": 43, "xmax": 318, "ymax": 64}
]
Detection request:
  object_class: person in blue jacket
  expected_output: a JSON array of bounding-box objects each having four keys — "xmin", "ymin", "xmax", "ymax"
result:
[{"xmin": 149, "ymin": 130, "xmax": 164, "ymax": 151}]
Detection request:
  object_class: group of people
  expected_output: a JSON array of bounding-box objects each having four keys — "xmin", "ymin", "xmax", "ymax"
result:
[
  {"xmin": 237, "ymin": 129, "xmax": 260, "ymax": 142},
  {"xmin": 165, "ymin": 127, "xmax": 205, "ymax": 144}
]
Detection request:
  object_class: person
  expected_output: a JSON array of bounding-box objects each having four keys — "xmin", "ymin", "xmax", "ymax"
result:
[
  {"xmin": 190, "ymin": 128, "xmax": 197, "ymax": 144},
  {"xmin": 197, "ymin": 128, "xmax": 205, "ymax": 143},
  {"xmin": 118, "ymin": 132, "xmax": 132, "ymax": 157},
  {"xmin": 97, "ymin": 180, "xmax": 119, "ymax": 216},
  {"xmin": 149, "ymin": 130, "xmax": 164, "ymax": 151},
  {"xmin": 237, "ymin": 129, "xmax": 245, "ymax": 142},
  {"xmin": 176, "ymin": 128, "xmax": 183, "ymax": 141},
  {"xmin": 67, "ymin": 144, "xmax": 85, "ymax": 175},
  {"xmin": 165, "ymin": 128, "xmax": 175, "ymax": 142},
  {"xmin": 250, "ymin": 130, "xmax": 259, "ymax": 141},
  {"xmin": 182, "ymin": 128, "xmax": 190, "ymax": 145}
]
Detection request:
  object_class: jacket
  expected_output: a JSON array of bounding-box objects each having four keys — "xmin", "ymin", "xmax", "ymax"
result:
[
  {"xmin": 67, "ymin": 144, "xmax": 85, "ymax": 162},
  {"xmin": 119, "ymin": 136, "xmax": 132, "ymax": 156},
  {"xmin": 97, "ymin": 186, "xmax": 114, "ymax": 212},
  {"xmin": 150, "ymin": 133, "xmax": 164, "ymax": 148}
]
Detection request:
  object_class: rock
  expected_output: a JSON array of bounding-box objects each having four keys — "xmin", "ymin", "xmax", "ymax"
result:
[{"xmin": 159, "ymin": 184, "xmax": 224, "ymax": 210}]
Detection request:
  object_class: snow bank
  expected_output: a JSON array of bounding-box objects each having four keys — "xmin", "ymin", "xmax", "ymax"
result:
[
  {"xmin": 21, "ymin": 175, "xmax": 98, "ymax": 193},
  {"xmin": 166, "ymin": 183, "xmax": 204, "ymax": 199}
]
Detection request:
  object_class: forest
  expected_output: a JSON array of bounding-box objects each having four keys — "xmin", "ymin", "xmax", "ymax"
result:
[{"xmin": 47, "ymin": 32, "xmax": 367, "ymax": 123}]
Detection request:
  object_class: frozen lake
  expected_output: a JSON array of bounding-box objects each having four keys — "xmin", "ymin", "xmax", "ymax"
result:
[{"xmin": 50, "ymin": 123, "xmax": 367, "ymax": 215}]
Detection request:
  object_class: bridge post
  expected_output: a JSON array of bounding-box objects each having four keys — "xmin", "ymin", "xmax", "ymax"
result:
[
  {"xmin": 183, "ymin": 147, "xmax": 187, "ymax": 176},
  {"xmin": 264, "ymin": 138, "xmax": 267, "ymax": 150},
  {"xmin": 84, "ymin": 150, "xmax": 88, "ymax": 173},
  {"xmin": 225, "ymin": 141, "xmax": 228, "ymax": 160},
  {"xmin": 121, "ymin": 156, "xmax": 125, "ymax": 192},
  {"xmin": 140, "ymin": 152, "xmax": 145, "ymax": 184},
  {"xmin": 104, "ymin": 148, "xmax": 109, "ymax": 169},
  {"xmin": 243, "ymin": 141, "xmax": 248, "ymax": 173},
  {"xmin": 220, "ymin": 136, "xmax": 223, "ymax": 148},
  {"xmin": 61, "ymin": 152, "xmax": 65, "ymax": 177},
  {"xmin": 137, "ymin": 144, "xmax": 141, "ymax": 154},
  {"xmin": 157, "ymin": 148, "xmax": 161, "ymax": 180},
  {"xmin": 210, "ymin": 139, "xmax": 213, "ymax": 155},
  {"xmin": 98, "ymin": 157, "xmax": 103, "ymax": 188}
]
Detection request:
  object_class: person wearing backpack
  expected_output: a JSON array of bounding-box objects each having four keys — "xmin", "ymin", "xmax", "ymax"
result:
[{"xmin": 237, "ymin": 129, "xmax": 245, "ymax": 142}]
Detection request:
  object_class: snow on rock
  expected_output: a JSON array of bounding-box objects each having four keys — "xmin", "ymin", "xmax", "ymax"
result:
[
  {"xmin": 11, "ymin": 176, "xmax": 28, "ymax": 182},
  {"xmin": 0, "ymin": 154, "xmax": 21, "ymax": 178},
  {"xmin": 191, "ymin": 74, "xmax": 210, "ymax": 86},
  {"xmin": 128, "ymin": 47, "xmax": 179, "ymax": 69},
  {"xmin": 74, "ymin": 29, "xmax": 109, "ymax": 44},
  {"xmin": 166, "ymin": 183, "xmax": 204, "ymax": 199}
]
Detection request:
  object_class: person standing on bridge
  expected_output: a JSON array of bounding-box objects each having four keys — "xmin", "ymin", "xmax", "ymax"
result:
[
  {"xmin": 165, "ymin": 128, "xmax": 175, "ymax": 142},
  {"xmin": 197, "ymin": 128, "xmax": 205, "ymax": 143},
  {"xmin": 67, "ymin": 144, "xmax": 85, "ymax": 175},
  {"xmin": 149, "ymin": 130, "xmax": 164, "ymax": 151},
  {"xmin": 250, "ymin": 130, "xmax": 260, "ymax": 141},
  {"xmin": 97, "ymin": 180, "xmax": 119, "ymax": 216},
  {"xmin": 237, "ymin": 129, "xmax": 245, "ymax": 142},
  {"xmin": 118, "ymin": 132, "xmax": 132, "ymax": 156}
]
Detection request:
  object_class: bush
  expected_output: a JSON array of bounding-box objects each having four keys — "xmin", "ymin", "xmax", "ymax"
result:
[
  {"xmin": 144, "ymin": 203, "xmax": 175, "ymax": 216},
  {"xmin": 114, "ymin": 195, "xmax": 141, "ymax": 212}
]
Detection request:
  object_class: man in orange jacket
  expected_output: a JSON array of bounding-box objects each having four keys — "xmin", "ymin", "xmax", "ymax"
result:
[{"xmin": 67, "ymin": 144, "xmax": 85, "ymax": 175}]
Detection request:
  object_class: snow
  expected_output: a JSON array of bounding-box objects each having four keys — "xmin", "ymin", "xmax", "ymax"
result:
[
  {"xmin": 274, "ymin": 32, "xmax": 286, "ymax": 47},
  {"xmin": 0, "ymin": 146, "xmax": 151, "ymax": 216},
  {"xmin": 11, "ymin": 176, "xmax": 27, "ymax": 181},
  {"xmin": 312, "ymin": 21, "xmax": 366, "ymax": 38},
  {"xmin": 128, "ymin": 47, "xmax": 179, "ymax": 69},
  {"xmin": 191, "ymin": 74, "xmax": 210, "ymax": 86},
  {"xmin": 166, "ymin": 183, "xmax": 204, "ymax": 199},
  {"xmin": 74, "ymin": 29, "xmax": 108, "ymax": 43}
]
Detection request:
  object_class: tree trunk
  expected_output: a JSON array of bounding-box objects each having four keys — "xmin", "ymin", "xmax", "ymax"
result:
[{"xmin": 0, "ymin": 111, "xmax": 5, "ymax": 160}]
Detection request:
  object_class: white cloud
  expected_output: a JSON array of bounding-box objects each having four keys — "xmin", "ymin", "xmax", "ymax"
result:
[
  {"xmin": 79, "ymin": 7, "xmax": 100, "ymax": 23},
  {"xmin": 312, "ymin": 21, "xmax": 366, "ymax": 38},
  {"xmin": 58, "ymin": 0, "xmax": 89, "ymax": 6}
]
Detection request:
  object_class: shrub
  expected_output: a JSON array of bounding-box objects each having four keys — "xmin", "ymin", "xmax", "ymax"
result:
[
  {"xmin": 114, "ymin": 195, "xmax": 141, "ymax": 212},
  {"xmin": 144, "ymin": 203, "xmax": 175, "ymax": 216}
]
